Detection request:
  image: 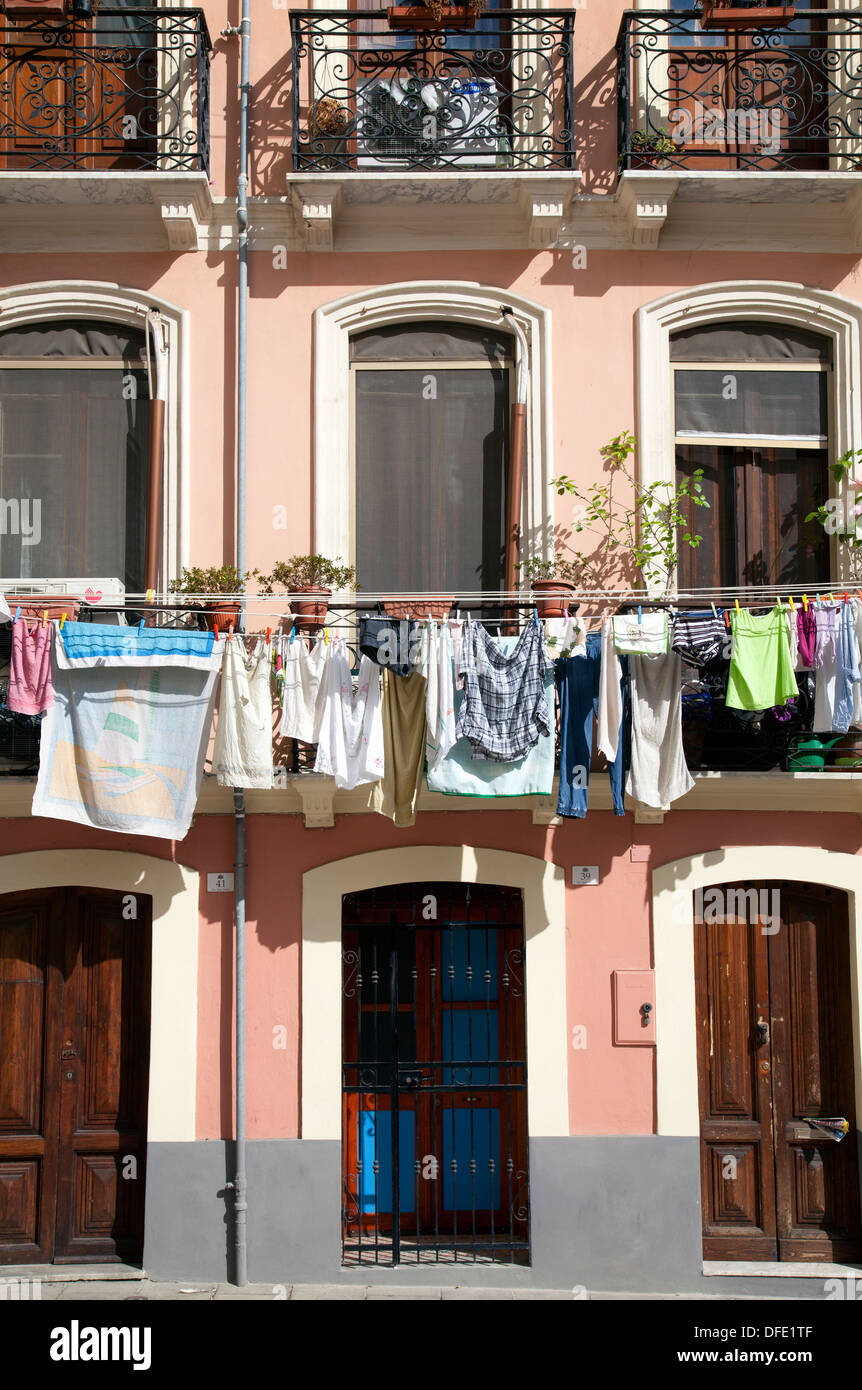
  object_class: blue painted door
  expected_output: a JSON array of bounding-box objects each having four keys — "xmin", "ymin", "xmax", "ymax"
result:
[{"xmin": 342, "ymin": 883, "xmax": 528, "ymax": 1266}]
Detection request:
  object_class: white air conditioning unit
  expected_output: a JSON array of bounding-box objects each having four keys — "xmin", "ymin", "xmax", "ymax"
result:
[{"xmin": 356, "ymin": 72, "xmax": 503, "ymax": 168}]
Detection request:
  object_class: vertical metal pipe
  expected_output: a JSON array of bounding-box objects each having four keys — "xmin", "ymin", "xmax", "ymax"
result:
[{"xmin": 232, "ymin": 0, "xmax": 252, "ymax": 1289}]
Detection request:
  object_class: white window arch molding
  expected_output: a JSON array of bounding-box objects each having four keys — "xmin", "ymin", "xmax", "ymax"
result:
[
  {"xmin": 313, "ymin": 282, "xmax": 554, "ymax": 571},
  {"xmin": 636, "ymin": 280, "xmax": 862, "ymax": 588},
  {"xmin": 0, "ymin": 280, "xmax": 189, "ymax": 589}
]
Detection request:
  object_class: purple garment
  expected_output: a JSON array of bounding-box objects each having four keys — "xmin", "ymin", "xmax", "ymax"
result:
[
  {"xmin": 814, "ymin": 606, "xmax": 838, "ymax": 670},
  {"xmin": 796, "ymin": 608, "xmax": 817, "ymax": 668}
]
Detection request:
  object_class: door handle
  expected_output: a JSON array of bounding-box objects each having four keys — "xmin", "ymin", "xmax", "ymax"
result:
[
  {"xmin": 756, "ymin": 1018, "xmax": 769, "ymax": 1047},
  {"xmin": 60, "ymin": 1046, "xmax": 78, "ymax": 1060}
]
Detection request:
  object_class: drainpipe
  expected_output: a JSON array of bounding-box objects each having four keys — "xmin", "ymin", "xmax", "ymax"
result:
[
  {"xmin": 501, "ymin": 307, "xmax": 530, "ymax": 598},
  {"xmin": 222, "ymin": 0, "xmax": 252, "ymax": 1288}
]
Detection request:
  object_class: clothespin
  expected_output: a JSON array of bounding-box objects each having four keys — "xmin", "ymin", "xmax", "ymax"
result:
[
  {"xmin": 637, "ymin": 604, "xmax": 643, "ymax": 624},
  {"xmin": 60, "ymin": 612, "xmax": 66, "ymax": 630},
  {"xmin": 734, "ymin": 598, "xmax": 740, "ymax": 611},
  {"xmin": 214, "ymin": 623, "xmax": 219, "ymax": 641},
  {"xmin": 13, "ymin": 606, "xmax": 20, "ymax": 625},
  {"xmin": 803, "ymin": 594, "xmax": 808, "ymax": 612},
  {"xmin": 829, "ymin": 592, "xmax": 835, "ymax": 603},
  {"xmin": 564, "ymin": 605, "xmax": 569, "ymax": 620},
  {"xmin": 710, "ymin": 601, "xmax": 717, "ymax": 618},
  {"xmin": 325, "ymin": 627, "xmax": 329, "ymax": 645},
  {"xmin": 789, "ymin": 595, "xmax": 795, "ymax": 611},
  {"xmin": 533, "ymin": 607, "xmax": 539, "ymax": 627},
  {"xmin": 816, "ymin": 594, "xmax": 822, "ymax": 609},
  {"xmin": 228, "ymin": 623, "xmax": 234, "ymax": 640},
  {"xmin": 724, "ymin": 609, "xmax": 730, "ymax": 629},
  {"xmin": 844, "ymin": 592, "xmax": 849, "ymax": 605},
  {"xmin": 42, "ymin": 610, "xmax": 47, "ymax": 629},
  {"xmin": 146, "ymin": 589, "xmax": 153, "ymax": 605},
  {"xmin": 266, "ymin": 627, "xmax": 271, "ymax": 645},
  {"xmin": 290, "ymin": 623, "xmax": 295, "ymax": 645},
  {"xmin": 138, "ymin": 618, "xmax": 144, "ymax": 635}
]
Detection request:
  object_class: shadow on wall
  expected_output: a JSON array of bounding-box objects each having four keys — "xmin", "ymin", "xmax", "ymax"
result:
[
  {"xmin": 572, "ymin": 46, "xmax": 618, "ymax": 197},
  {"xmin": 251, "ymin": 49, "xmax": 294, "ymax": 196}
]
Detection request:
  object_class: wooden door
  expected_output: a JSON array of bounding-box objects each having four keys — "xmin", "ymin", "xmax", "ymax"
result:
[
  {"xmin": 696, "ymin": 882, "xmax": 862, "ymax": 1262},
  {"xmin": 0, "ymin": 887, "xmax": 151, "ymax": 1265},
  {"xmin": 0, "ymin": 12, "xmax": 156, "ymax": 171},
  {"xmin": 667, "ymin": 0, "xmax": 829, "ymax": 172}
]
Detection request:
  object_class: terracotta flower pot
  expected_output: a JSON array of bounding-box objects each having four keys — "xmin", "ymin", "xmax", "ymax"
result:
[
  {"xmin": 199, "ymin": 600, "xmax": 241, "ymax": 634},
  {"xmin": 290, "ymin": 586, "xmax": 331, "ymax": 631},
  {"xmin": 384, "ymin": 596, "xmax": 454, "ymax": 621},
  {"xmin": 530, "ymin": 579, "xmax": 575, "ymax": 620},
  {"xmin": 700, "ymin": 2, "xmax": 796, "ymax": 30},
  {"xmin": 10, "ymin": 596, "xmax": 80, "ymax": 624},
  {"xmin": 387, "ymin": 5, "xmax": 478, "ymax": 31}
]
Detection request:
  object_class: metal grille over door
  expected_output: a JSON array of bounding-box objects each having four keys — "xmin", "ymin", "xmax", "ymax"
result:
[{"xmin": 342, "ymin": 883, "xmax": 528, "ymax": 1266}]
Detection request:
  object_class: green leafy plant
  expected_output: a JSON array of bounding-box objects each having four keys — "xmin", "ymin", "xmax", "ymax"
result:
[
  {"xmin": 630, "ymin": 127, "xmax": 681, "ymax": 158},
  {"xmin": 552, "ymin": 430, "xmax": 710, "ymax": 593},
  {"xmin": 515, "ymin": 554, "xmax": 579, "ymax": 585},
  {"xmin": 168, "ymin": 564, "xmax": 253, "ymax": 596},
  {"xmin": 805, "ymin": 448, "xmax": 862, "ymax": 582},
  {"xmin": 256, "ymin": 555, "xmax": 357, "ymax": 594}
]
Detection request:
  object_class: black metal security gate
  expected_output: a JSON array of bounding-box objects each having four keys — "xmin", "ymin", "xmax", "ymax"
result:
[{"xmin": 342, "ymin": 882, "xmax": 529, "ymax": 1266}]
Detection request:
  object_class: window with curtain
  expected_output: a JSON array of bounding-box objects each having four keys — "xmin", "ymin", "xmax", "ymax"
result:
[
  {"xmin": 351, "ymin": 322, "xmax": 511, "ymax": 594},
  {"xmin": 0, "ymin": 320, "xmax": 150, "ymax": 590},
  {"xmin": 673, "ymin": 320, "xmax": 831, "ymax": 590}
]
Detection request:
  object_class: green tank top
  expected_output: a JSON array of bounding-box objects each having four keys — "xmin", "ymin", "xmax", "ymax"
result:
[{"xmin": 726, "ymin": 604, "xmax": 797, "ymax": 712}]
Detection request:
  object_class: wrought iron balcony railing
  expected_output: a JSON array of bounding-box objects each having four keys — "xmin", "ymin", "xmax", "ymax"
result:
[
  {"xmin": 290, "ymin": 8, "xmax": 575, "ymax": 173},
  {"xmin": 0, "ymin": 7, "xmax": 211, "ymax": 174},
  {"xmin": 617, "ymin": 8, "xmax": 862, "ymax": 173}
]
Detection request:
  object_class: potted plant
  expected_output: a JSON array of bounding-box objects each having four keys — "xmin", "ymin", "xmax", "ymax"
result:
[
  {"xmin": 700, "ymin": 1, "xmax": 796, "ymax": 30},
  {"xmin": 168, "ymin": 565, "xmax": 252, "ymax": 632},
  {"xmin": 629, "ymin": 128, "xmax": 681, "ymax": 171},
  {"xmin": 387, "ymin": 0, "xmax": 486, "ymax": 32},
  {"xmin": 257, "ymin": 554, "xmax": 357, "ymax": 629},
  {"xmin": 515, "ymin": 555, "xmax": 578, "ymax": 620},
  {"xmin": 552, "ymin": 430, "xmax": 710, "ymax": 595}
]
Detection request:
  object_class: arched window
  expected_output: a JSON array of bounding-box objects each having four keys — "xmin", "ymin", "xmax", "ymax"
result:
[
  {"xmin": 350, "ymin": 321, "xmax": 512, "ymax": 593},
  {"xmin": 672, "ymin": 320, "xmax": 831, "ymax": 588},
  {"xmin": 0, "ymin": 318, "xmax": 152, "ymax": 592}
]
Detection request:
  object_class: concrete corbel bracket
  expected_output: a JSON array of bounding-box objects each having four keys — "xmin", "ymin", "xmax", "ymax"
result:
[
  {"xmin": 847, "ymin": 185, "xmax": 862, "ymax": 253},
  {"xmin": 295, "ymin": 776, "xmax": 336, "ymax": 829},
  {"xmin": 291, "ymin": 182, "xmax": 344, "ymax": 252},
  {"xmin": 633, "ymin": 801, "xmax": 667, "ymax": 825},
  {"xmin": 531, "ymin": 798, "xmax": 563, "ymax": 826},
  {"xmin": 618, "ymin": 175, "xmax": 679, "ymax": 251},
  {"xmin": 154, "ymin": 179, "xmax": 213, "ymax": 252},
  {"xmin": 519, "ymin": 178, "xmax": 579, "ymax": 250}
]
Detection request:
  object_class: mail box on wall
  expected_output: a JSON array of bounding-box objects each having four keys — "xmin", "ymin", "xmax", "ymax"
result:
[{"xmin": 612, "ymin": 969, "xmax": 656, "ymax": 1046}]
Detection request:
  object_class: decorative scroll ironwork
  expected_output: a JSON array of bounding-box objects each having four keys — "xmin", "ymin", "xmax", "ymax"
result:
[
  {"xmin": 291, "ymin": 9, "xmax": 575, "ymax": 172},
  {"xmin": 617, "ymin": 8, "xmax": 862, "ymax": 172},
  {"xmin": 0, "ymin": 7, "xmax": 211, "ymax": 173}
]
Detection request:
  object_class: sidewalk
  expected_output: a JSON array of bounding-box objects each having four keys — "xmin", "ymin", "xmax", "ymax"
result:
[{"xmin": 0, "ymin": 1276, "xmax": 799, "ymax": 1301}]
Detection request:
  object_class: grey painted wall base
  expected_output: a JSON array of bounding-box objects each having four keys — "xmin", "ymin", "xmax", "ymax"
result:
[{"xmin": 143, "ymin": 1136, "xmax": 854, "ymax": 1298}]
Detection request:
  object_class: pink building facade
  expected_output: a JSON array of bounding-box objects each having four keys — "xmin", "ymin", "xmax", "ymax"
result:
[{"xmin": 1, "ymin": 0, "xmax": 861, "ymax": 1294}]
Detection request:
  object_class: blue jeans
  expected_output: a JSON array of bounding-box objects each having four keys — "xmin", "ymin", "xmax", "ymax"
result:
[{"xmin": 556, "ymin": 633, "xmax": 628, "ymax": 818}]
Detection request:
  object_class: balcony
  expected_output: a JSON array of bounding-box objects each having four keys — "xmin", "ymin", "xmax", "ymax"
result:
[
  {"xmin": 0, "ymin": 7, "xmax": 213, "ymax": 251},
  {"xmin": 614, "ymin": 7, "xmax": 862, "ymax": 251},
  {"xmin": 287, "ymin": 8, "xmax": 580, "ymax": 250}
]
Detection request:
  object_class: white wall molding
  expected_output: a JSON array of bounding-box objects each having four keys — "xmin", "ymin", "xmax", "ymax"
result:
[
  {"xmin": 301, "ymin": 846, "xmax": 568, "ymax": 1141},
  {"xmin": 314, "ymin": 281, "xmax": 554, "ymax": 570},
  {"xmin": 0, "ymin": 280, "xmax": 189, "ymax": 586},
  {"xmin": 652, "ymin": 846, "xmax": 862, "ymax": 1139},
  {"xmin": 0, "ymin": 850, "xmax": 199, "ymax": 1142}
]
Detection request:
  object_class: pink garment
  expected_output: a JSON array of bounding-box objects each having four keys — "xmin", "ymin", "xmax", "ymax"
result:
[{"xmin": 7, "ymin": 620, "xmax": 54, "ymax": 714}]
